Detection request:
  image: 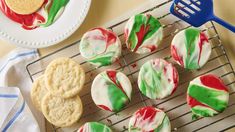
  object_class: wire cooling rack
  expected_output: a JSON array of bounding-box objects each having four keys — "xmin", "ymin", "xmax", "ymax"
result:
[{"xmin": 26, "ymin": 0, "xmax": 235, "ymax": 131}]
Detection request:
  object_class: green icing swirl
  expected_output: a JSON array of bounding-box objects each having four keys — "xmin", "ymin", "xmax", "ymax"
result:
[
  {"xmin": 89, "ymin": 52, "xmax": 115, "ymax": 66},
  {"xmin": 139, "ymin": 63, "xmax": 163, "ymax": 99},
  {"xmin": 188, "ymin": 84, "xmax": 228, "ymax": 112},
  {"xmin": 89, "ymin": 122, "xmax": 112, "ymax": 132},
  {"xmin": 128, "ymin": 14, "xmax": 162, "ymax": 52},
  {"xmin": 102, "ymin": 72, "xmax": 130, "ymax": 112},
  {"xmin": 42, "ymin": 0, "xmax": 69, "ymax": 27},
  {"xmin": 184, "ymin": 28, "xmax": 200, "ymax": 69}
]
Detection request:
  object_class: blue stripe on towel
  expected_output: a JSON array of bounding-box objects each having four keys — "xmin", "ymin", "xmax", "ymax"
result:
[
  {"xmin": 0, "ymin": 50, "xmax": 37, "ymax": 73},
  {"xmin": 2, "ymin": 101, "xmax": 26, "ymax": 132},
  {"xmin": 0, "ymin": 94, "xmax": 18, "ymax": 98}
]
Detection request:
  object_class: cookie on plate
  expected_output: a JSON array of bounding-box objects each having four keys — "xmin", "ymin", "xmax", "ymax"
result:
[
  {"xmin": 78, "ymin": 122, "xmax": 112, "ymax": 132},
  {"xmin": 124, "ymin": 14, "xmax": 163, "ymax": 54},
  {"xmin": 129, "ymin": 106, "xmax": 171, "ymax": 132},
  {"xmin": 41, "ymin": 94, "xmax": 83, "ymax": 127},
  {"xmin": 5, "ymin": 0, "xmax": 44, "ymax": 15},
  {"xmin": 91, "ymin": 69, "xmax": 132, "ymax": 112},
  {"xmin": 138, "ymin": 58, "xmax": 179, "ymax": 99},
  {"xmin": 171, "ymin": 28, "xmax": 211, "ymax": 70},
  {"xmin": 187, "ymin": 74, "xmax": 229, "ymax": 119},
  {"xmin": 80, "ymin": 28, "xmax": 122, "ymax": 67},
  {"xmin": 45, "ymin": 57, "xmax": 85, "ymax": 98},
  {"xmin": 30, "ymin": 75, "xmax": 48, "ymax": 111}
]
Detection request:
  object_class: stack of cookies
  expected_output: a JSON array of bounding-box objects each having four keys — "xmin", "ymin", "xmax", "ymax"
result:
[{"xmin": 30, "ymin": 57, "xmax": 85, "ymax": 127}]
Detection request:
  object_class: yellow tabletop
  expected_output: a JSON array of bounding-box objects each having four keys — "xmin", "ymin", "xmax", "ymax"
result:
[{"xmin": 0, "ymin": 0, "xmax": 234, "ymax": 131}]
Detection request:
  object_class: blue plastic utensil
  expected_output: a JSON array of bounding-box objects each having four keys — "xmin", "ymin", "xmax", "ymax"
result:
[{"xmin": 170, "ymin": 0, "xmax": 235, "ymax": 33}]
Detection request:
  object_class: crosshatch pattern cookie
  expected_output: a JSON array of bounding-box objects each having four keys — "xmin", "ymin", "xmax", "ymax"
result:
[
  {"xmin": 171, "ymin": 28, "xmax": 211, "ymax": 70},
  {"xmin": 45, "ymin": 57, "xmax": 85, "ymax": 98},
  {"xmin": 124, "ymin": 14, "xmax": 163, "ymax": 54},
  {"xmin": 187, "ymin": 74, "xmax": 229, "ymax": 119},
  {"xmin": 91, "ymin": 69, "xmax": 132, "ymax": 112},
  {"xmin": 30, "ymin": 75, "xmax": 48, "ymax": 111},
  {"xmin": 78, "ymin": 122, "xmax": 112, "ymax": 132},
  {"xmin": 80, "ymin": 28, "xmax": 122, "ymax": 67},
  {"xmin": 138, "ymin": 58, "xmax": 179, "ymax": 99},
  {"xmin": 41, "ymin": 94, "xmax": 83, "ymax": 127},
  {"xmin": 5, "ymin": 0, "xmax": 44, "ymax": 15},
  {"xmin": 129, "ymin": 106, "xmax": 171, "ymax": 132}
]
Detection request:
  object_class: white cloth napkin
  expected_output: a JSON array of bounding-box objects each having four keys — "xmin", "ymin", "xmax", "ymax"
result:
[{"xmin": 0, "ymin": 48, "xmax": 45, "ymax": 132}]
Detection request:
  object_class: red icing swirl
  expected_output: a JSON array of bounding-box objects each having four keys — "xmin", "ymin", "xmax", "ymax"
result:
[{"xmin": 0, "ymin": 0, "xmax": 46, "ymax": 30}]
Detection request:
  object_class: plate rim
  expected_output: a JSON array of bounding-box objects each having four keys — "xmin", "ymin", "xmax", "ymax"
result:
[{"xmin": 0, "ymin": 0, "xmax": 91, "ymax": 48}]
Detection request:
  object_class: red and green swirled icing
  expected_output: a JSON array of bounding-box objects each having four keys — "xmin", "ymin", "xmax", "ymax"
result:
[
  {"xmin": 78, "ymin": 122, "xmax": 112, "ymax": 132},
  {"xmin": 91, "ymin": 70, "xmax": 132, "ymax": 112},
  {"xmin": 138, "ymin": 58, "xmax": 179, "ymax": 99},
  {"xmin": 124, "ymin": 14, "xmax": 163, "ymax": 54},
  {"xmin": 129, "ymin": 106, "xmax": 171, "ymax": 132},
  {"xmin": 80, "ymin": 28, "xmax": 122, "ymax": 67},
  {"xmin": 171, "ymin": 28, "xmax": 211, "ymax": 70},
  {"xmin": 0, "ymin": 0, "xmax": 69, "ymax": 30},
  {"xmin": 187, "ymin": 74, "xmax": 229, "ymax": 120}
]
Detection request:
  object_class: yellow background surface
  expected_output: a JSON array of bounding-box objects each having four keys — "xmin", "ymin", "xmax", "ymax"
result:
[{"xmin": 0, "ymin": 0, "xmax": 234, "ymax": 131}]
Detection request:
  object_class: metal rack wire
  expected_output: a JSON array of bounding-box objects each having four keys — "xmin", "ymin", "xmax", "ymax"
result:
[{"xmin": 26, "ymin": 0, "xmax": 235, "ymax": 131}]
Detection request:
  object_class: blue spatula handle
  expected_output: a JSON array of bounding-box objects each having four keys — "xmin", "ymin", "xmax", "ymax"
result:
[{"xmin": 212, "ymin": 15, "xmax": 235, "ymax": 33}]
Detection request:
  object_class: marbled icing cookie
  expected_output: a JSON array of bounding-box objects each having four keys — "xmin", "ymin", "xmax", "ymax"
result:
[
  {"xmin": 187, "ymin": 74, "xmax": 229, "ymax": 119},
  {"xmin": 91, "ymin": 69, "xmax": 132, "ymax": 112},
  {"xmin": 124, "ymin": 14, "xmax": 163, "ymax": 54}
]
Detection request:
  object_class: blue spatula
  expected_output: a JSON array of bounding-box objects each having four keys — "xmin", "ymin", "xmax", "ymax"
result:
[{"xmin": 170, "ymin": 0, "xmax": 235, "ymax": 33}]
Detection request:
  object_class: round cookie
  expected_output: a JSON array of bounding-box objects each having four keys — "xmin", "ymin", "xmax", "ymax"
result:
[
  {"xmin": 129, "ymin": 106, "xmax": 171, "ymax": 132},
  {"xmin": 5, "ymin": 0, "xmax": 44, "ymax": 15},
  {"xmin": 171, "ymin": 28, "xmax": 211, "ymax": 70},
  {"xmin": 187, "ymin": 74, "xmax": 229, "ymax": 119},
  {"xmin": 80, "ymin": 28, "xmax": 122, "ymax": 67},
  {"xmin": 138, "ymin": 58, "xmax": 179, "ymax": 99},
  {"xmin": 124, "ymin": 14, "xmax": 163, "ymax": 54},
  {"xmin": 91, "ymin": 69, "xmax": 132, "ymax": 112},
  {"xmin": 78, "ymin": 122, "xmax": 112, "ymax": 132},
  {"xmin": 30, "ymin": 75, "xmax": 48, "ymax": 111},
  {"xmin": 45, "ymin": 57, "xmax": 85, "ymax": 98},
  {"xmin": 41, "ymin": 94, "xmax": 83, "ymax": 127}
]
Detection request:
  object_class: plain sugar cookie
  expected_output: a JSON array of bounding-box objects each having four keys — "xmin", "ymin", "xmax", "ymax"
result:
[
  {"xmin": 5, "ymin": 0, "xmax": 44, "ymax": 15},
  {"xmin": 41, "ymin": 94, "xmax": 83, "ymax": 127},
  {"xmin": 45, "ymin": 57, "xmax": 85, "ymax": 98},
  {"xmin": 30, "ymin": 75, "xmax": 48, "ymax": 111}
]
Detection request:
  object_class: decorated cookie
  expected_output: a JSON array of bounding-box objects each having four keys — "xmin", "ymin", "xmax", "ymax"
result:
[
  {"xmin": 171, "ymin": 28, "xmax": 211, "ymax": 70},
  {"xmin": 5, "ymin": 0, "xmax": 44, "ymax": 15},
  {"xmin": 0, "ymin": 0, "xmax": 69, "ymax": 29},
  {"xmin": 30, "ymin": 75, "xmax": 48, "ymax": 111},
  {"xmin": 91, "ymin": 69, "xmax": 132, "ymax": 112},
  {"xmin": 187, "ymin": 74, "xmax": 229, "ymax": 119},
  {"xmin": 80, "ymin": 28, "xmax": 122, "ymax": 67},
  {"xmin": 45, "ymin": 57, "xmax": 85, "ymax": 98},
  {"xmin": 124, "ymin": 14, "xmax": 163, "ymax": 54},
  {"xmin": 78, "ymin": 122, "xmax": 112, "ymax": 132},
  {"xmin": 138, "ymin": 58, "xmax": 179, "ymax": 99},
  {"xmin": 129, "ymin": 106, "xmax": 171, "ymax": 132},
  {"xmin": 41, "ymin": 94, "xmax": 83, "ymax": 127}
]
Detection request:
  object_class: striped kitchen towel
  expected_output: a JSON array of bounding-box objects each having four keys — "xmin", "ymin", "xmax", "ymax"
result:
[
  {"xmin": 0, "ymin": 87, "xmax": 39, "ymax": 132},
  {"xmin": 0, "ymin": 48, "xmax": 45, "ymax": 132}
]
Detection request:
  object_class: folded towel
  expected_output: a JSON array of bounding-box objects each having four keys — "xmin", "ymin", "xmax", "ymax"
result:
[{"xmin": 0, "ymin": 48, "xmax": 45, "ymax": 132}]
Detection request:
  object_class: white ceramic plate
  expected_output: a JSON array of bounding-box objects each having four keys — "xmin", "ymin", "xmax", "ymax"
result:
[{"xmin": 0, "ymin": 0, "xmax": 91, "ymax": 48}]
